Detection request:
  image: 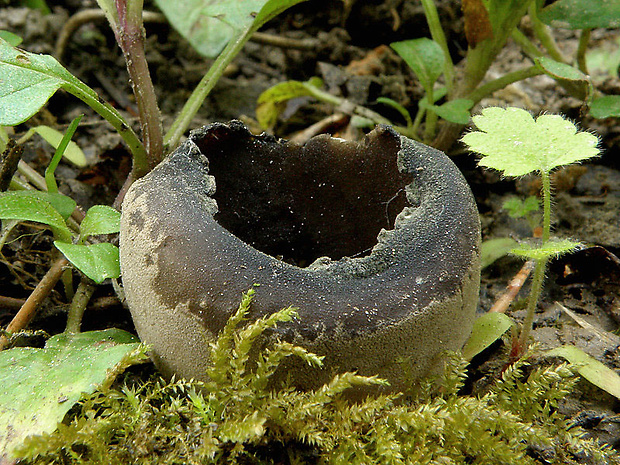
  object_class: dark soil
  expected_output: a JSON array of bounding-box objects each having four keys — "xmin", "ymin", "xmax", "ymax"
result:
[{"xmin": 1, "ymin": 0, "xmax": 620, "ymax": 458}]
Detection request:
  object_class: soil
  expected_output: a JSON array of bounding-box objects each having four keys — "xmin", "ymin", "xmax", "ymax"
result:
[{"xmin": 1, "ymin": 0, "xmax": 620, "ymax": 459}]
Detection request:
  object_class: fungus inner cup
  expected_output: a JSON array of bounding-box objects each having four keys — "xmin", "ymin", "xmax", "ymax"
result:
[
  {"xmin": 120, "ymin": 121, "xmax": 481, "ymax": 392},
  {"xmin": 200, "ymin": 124, "xmax": 412, "ymax": 266}
]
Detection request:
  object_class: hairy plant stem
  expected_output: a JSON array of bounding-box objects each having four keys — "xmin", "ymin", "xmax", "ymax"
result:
[
  {"xmin": 113, "ymin": 0, "xmax": 163, "ymax": 175},
  {"xmin": 517, "ymin": 256, "xmax": 547, "ymax": 352},
  {"xmin": 517, "ymin": 171, "xmax": 552, "ymax": 352}
]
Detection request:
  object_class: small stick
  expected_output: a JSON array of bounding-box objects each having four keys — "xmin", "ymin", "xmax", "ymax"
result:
[
  {"xmin": 290, "ymin": 113, "xmax": 349, "ymax": 144},
  {"xmin": 489, "ymin": 259, "xmax": 535, "ymax": 314},
  {"xmin": 0, "ymin": 257, "xmax": 69, "ymax": 350}
]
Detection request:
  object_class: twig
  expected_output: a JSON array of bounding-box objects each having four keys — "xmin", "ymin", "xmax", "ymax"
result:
[
  {"xmin": 489, "ymin": 259, "xmax": 535, "ymax": 314},
  {"xmin": 290, "ymin": 113, "xmax": 349, "ymax": 144},
  {"xmin": 0, "ymin": 295, "xmax": 26, "ymax": 310},
  {"xmin": 251, "ymin": 32, "xmax": 319, "ymax": 50},
  {"xmin": 0, "ymin": 257, "xmax": 69, "ymax": 350},
  {"xmin": 55, "ymin": 9, "xmax": 167, "ymax": 61}
]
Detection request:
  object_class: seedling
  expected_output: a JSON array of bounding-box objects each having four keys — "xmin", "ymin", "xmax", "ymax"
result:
[{"xmin": 462, "ymin": 106, "xmax": 600, "ymax": 355}]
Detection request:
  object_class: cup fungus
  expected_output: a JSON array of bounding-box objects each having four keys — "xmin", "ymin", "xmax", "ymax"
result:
[{"xmin": 120, "ymin": 121, "xmax": 481, "ymax": 391}]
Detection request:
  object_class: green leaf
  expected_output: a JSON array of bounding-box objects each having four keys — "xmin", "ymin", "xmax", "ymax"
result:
[
  {"xmin": 462, "ymin": 312, "xmax": 514, "ymax": 360},
  {"xmin": 546, "ymin": 345, "xmax": 620, "ymax": 400},
  {"xmin": 480, "ymin": 237, "xmax": 518, "ymax": 268},
  {"xmin": 462, "ymin": 107, "xmax": 600, "ymax": 177},
  {"xmin": 0, "ymin": 40, "xmax": 144, "ymax": 167},
  {"xmin": 79, "ymin": 205, "xmax": 121, "ymax": 240},
  {"xmin": 0, "ymin": 329, "xmax": 146, "ymax": 461},
  {"xmin": 538, "ymin": 0, "xmax": 620, "ymax": 29},
  {"xmin": 590, "ymin": 95, "xmax": 620, "ymax": 119},
  {"xmin": 3, "ymin": 190, "xmax": 76, "ymax": 220},
  {"xmin": 256, "ymin": 80, "xmax": 317, "ymax": 129},
  {"xmin": 535, "ymin": 57, "xmax": 592, "ymax": 101},
  {"xmin": 54, "ymin": 242, "xmax": 120, "ymax": 284},
  {"xmin": 427, "ymin": 98, "xmax": 473, "ymax": 124},
  {"xmin": 32, "ymin": 125, "xmax": 86, "ymax": 167},
  {"xmin": 0, "ymin": 191, "xmax": 73, "ymax": 242},
  {"xmin": 510, "ymin": 238, "xmax": 581, "ymax": 261},
  {"xmin": 503, "ymin": 196, "xmax": 540, "ymax": 219},
  {"xmin": 0, "ymin": 38, "xmax": 89, "ymax": 126},
  {"xmin": 0, "ymin": 31, "xmax": 22, "ymax": 46},
  {"xmin": 390, "ymin": 38, "xmax": 444, "ymax": 94},
  {"xmin": 155, "ymin": 0, "xmax": 307, "ymax": 59}
]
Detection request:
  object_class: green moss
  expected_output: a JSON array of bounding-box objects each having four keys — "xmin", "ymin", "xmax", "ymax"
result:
[{"xmin": 16, "ymin": 291, "xmax": 620, "ymax": 464}]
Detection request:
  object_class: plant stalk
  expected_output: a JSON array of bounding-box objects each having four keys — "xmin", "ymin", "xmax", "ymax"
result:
[
  {"xmin": 113, "ymin": 0, "xmax": 163, "ymax": 174},
  {"xmin": 65, "ymin": 278, "xmax": 97, "ymax": 333},
  {"xmin": 467, "ymin": 65, "xmax": 544, "ymax": 104},
  {"xmin": 420, "ymin": 0, "xmax": 454, "ymax": 94},
  {"xmin": 517, "ymin": 169, "xmax": 552, "ymax": 352},
  {"xmin": 528, "ymin": 3, "xmax": 566, "ymax": 63},
  {"xmin": 517, "ymin": 256, "xmax": 547, "ymax": 352},
  {"xmin": 576, "ymin": 29, "xmax": 591, "ymax": 75}
]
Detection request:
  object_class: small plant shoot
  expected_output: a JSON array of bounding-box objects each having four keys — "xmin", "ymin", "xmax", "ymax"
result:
[{"xmin": 463, "ymin": 106, "xmax": 600, "ymax": 355}]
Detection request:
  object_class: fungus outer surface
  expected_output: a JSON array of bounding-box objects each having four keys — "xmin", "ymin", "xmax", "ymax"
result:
[{"xmin": 120, "ymin": 121, "xmax": 481, "ymax": 390}]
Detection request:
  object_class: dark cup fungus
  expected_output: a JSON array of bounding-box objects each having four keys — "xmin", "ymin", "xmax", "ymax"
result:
[{"xmin": 120, "ymin": 121, "xmax": 481, "ymax": 391}]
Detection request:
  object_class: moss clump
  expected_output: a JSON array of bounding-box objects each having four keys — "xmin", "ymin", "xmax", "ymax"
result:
[{"xmin": 17, "ymin": 290, "xmax": 620, "ymax": 464}]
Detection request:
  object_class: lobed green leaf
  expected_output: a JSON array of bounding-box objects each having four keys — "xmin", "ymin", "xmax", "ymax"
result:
[{"xmin": 462, "ymin": 107, "xmax": 599, "ymax": 177}]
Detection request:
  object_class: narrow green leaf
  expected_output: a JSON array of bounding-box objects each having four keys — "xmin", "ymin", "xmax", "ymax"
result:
[
  {"xmin": 547, "ymin": 345, "xmax": 620, "ymax": 400},
  {"xmin": 54, "ymin": 242, "xmax": 120, "ymax": 284},
  {"xmin": 33, "ymin": 125, "xmax": 86, "ymax": 168},
  {"xmin": 462, "ymin": 312, "xmax": 514, "ymax": 360},
  {"xmin": 590, "ymin": 95, "xmax": 620, "ymax": 119},
  {"xmin": 538, "ymin": 0, "xmax": 620, "ymax": 29},
  {"xmin": 80, "ymin": 205, "xmax": 121, "ymax": 240},
  {"xmin": 462, "ymin": 107, "xmax": 600, "ymax": 176},
  {"xmin": 0, "ymin": 329, "xmax": 146, "ymax": 461},
  {"xmin": 0, "ymin": 191, "xmax": 73, "ymax": 242},
  {"xmin": 480, "ymin": 237, "xmax": 518, "ymax": 269},
  {"xmin": 390, "ymin": 38, "xmax": 444, "ymax": 94}
]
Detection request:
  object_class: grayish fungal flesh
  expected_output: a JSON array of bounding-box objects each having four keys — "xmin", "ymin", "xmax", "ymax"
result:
[{"xmin": 120, "ymin": 121, "xmax": 481, "ymax": 391}]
